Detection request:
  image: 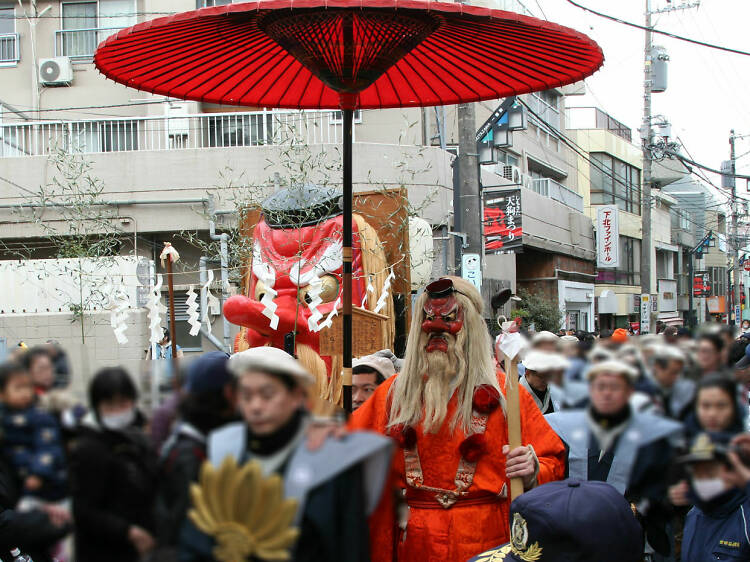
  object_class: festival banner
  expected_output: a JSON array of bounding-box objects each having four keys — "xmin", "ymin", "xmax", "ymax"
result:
[
  {"xmin": 483, "ymin": 189, "xmax": 523, "ymax": 254},
  {"xmin": 596, "ymin": 205, "xmax": 619, "ymax": 268}
]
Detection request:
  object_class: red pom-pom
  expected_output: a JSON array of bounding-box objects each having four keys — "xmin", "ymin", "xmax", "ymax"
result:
[
  {"xmin": 473, "ymin": 385, "xmax": 501, "ymax": 414},
  {"xmin": 388, "ymin": 424, "xmax": 417, "ymax": 449},
  {"xmin": 459, "ymin": 433, "xmax": 487, "ymax": 463}
]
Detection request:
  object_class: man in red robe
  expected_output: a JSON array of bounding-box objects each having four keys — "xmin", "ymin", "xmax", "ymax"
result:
[{"xmin": 350, "ymin": 277, "xmax": 565, "ymax": 562}]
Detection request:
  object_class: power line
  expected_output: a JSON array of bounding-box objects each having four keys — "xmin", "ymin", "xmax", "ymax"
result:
[{"xmin": 564, "ymin": 0, "xmax": 750, "ymax": 57}]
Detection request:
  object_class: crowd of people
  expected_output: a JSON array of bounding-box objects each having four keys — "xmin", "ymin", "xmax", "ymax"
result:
[{"xmin": 1, "ymin": 283, "xmax": 750, "ymax": 561}]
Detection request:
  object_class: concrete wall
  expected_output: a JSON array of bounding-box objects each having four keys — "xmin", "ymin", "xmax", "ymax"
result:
[
  {"xmin": 0, "ymin": 309, "xmax": 149, "ymax": 399},
  {"xmin": 0, "ymin": 143, "xmax": 454, "ymax": 235}
]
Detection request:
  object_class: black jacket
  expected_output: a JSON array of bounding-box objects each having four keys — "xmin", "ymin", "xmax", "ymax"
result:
[
  {"xmin": 68, "ymin": 416, "xmax": 158, "ymax": 562},
  {"xmin": 155, "ymin": 423, "xmax": 207, "ymax": 548}
]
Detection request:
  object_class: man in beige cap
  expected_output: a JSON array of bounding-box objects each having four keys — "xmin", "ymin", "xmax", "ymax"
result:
[
  {"xmin": 545, "ymin": 359, "xmax": 682, "ymax": 558},
  {"xmin": 186, "ymin": 347, "xmax": 393, "ymax": 562}
]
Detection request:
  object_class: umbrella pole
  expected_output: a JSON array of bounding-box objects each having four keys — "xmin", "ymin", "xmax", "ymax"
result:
[{"xmin": 342, "ymin": 108, "xmax": 353, "ymax": 413}]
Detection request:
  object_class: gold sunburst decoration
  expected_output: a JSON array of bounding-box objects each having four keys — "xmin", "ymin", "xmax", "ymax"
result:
[{"xmin": 189, "ymin": 457, "xmax": 299, "ymax": 562}]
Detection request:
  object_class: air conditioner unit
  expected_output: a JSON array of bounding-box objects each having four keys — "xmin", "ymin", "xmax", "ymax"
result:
[
  {"xmin": 501, "ymin": 165, "xmax": 522, "ymax": 185},
  {"xmin": 39, "ymin": 57, "xmax": 73, "ymax": 86}
]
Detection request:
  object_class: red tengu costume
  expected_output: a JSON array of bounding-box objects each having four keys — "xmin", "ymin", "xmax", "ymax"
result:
[{"xmin": 350, "ymin": 276, "xmax": 565, "ymax": 562}]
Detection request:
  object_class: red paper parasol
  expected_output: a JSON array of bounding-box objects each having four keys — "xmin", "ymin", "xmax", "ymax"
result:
[{"xmin": 95, "ymin": 0, "xmax": 603, "ymax": 410}]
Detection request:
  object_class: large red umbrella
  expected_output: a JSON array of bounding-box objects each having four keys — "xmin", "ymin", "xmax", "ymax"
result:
[{"xmin": 95, "ymin": 0, "xmax": 603, "ymax": 410}]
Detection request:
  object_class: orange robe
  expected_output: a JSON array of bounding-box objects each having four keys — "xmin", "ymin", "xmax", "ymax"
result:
[{"xmin": 349, "ymin": 372, "xmax": 565, "ymax": 562}]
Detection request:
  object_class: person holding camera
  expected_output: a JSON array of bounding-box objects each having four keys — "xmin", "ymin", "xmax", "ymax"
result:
[{"xmin": 679, "ymin": 432, "xmax": 750, "ymax": 561}]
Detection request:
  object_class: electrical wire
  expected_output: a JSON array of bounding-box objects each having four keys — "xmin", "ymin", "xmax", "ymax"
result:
[{"xmin": 564, "ymin": 0, "xmax": 750, "ymax": 57}]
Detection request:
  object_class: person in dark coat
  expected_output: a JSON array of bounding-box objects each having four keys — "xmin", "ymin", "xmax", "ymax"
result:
[
  {"xmin": 155, "ymin": 352, "xmax": 237, "ymax": 553},
  {"xmin": 180, "ymin": 347, "xmax": 392, "ymax": 562},
  {"xmin": 679, "ymin": 432, "xmax": 750, "ymax": 560},
  {"xmin": 68, "ymin": 367, "xmax": 158, "ymax": 562}
]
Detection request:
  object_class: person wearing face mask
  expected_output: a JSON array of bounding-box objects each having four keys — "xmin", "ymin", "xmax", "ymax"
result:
[
  {"xmin": 68, "ymin": 367, "xmax": 158, "ymax": 562},
  {"xmin": 679, "ymin": 432, "xmax": 750, "ymax": 561}
]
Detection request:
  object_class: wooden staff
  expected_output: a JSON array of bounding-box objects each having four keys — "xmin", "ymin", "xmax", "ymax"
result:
[
  {"xmin": 504, "ymin": 353, "xmax": 523, "ymax": 501},
  {"xmin": 162, "ymin": 242, "xmax": 179, "ymax": 379}
]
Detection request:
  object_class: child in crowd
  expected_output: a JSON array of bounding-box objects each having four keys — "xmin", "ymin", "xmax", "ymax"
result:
[{"xmin": 0, "ymin": 362, "xmax": 67, "ymax": 504}]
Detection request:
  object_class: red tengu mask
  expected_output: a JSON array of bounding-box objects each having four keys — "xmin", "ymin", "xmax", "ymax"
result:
[{"xmin": 421, "ymin": 293, "xmax": 464, "ymax": 353}]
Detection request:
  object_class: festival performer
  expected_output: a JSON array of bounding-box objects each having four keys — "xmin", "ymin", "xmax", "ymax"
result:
[
  {"xmin": 545, "ymin": 359, "xmax": 683, "ymax": 558},
  {"xmin": 350, "ymin": 276, "xmax": 566, "ymax": 562}
]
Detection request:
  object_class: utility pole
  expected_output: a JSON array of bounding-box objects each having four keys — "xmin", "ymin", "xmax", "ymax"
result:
[
  {"xmin": 731, "ymin": 130, "xmax": 740, "ymax": 325},
  {"xmin": 456, "ymin": 102, "xmax": 483, "ymax": 256},
  {"xmin": 640, "ymin": 0, "xmax": 653, "ymax": 333},
  {"xmin": 641, "ymin": 0, "xmax": 700, "ymax": 333}
]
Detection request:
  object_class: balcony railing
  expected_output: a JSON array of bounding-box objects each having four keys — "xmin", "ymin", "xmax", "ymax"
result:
[
  {"xmin": 0, "ymin": 110, "xmax": 354, "ymax": 158},
  {"xmin": 565, "ymin": 107, "xmax": 632, "ymax": 142},
  {"xmin": 55, "ymin": 27, "xmax": 124, "ymax": 59},
  {"xmin": 0, "ymin": 33, "xmax": 19, "ymax": 64},
  {"xmin": 525, "ymin": 92, "xmax": 561, "ymax": 131},
  {"xmin": 530, "ymin": 178, "xmax": 584, "ymax": 213}
]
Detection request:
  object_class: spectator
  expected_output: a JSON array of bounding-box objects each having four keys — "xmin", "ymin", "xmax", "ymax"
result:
[
  {"xmin": 650, "ymin": 346, "xmax": 694, "ymax": 421},
  {"xmin": 664, "ymin": 325, "xmax": 680, "ymax": 345},
  {"xmin": 0, "ymin": 362, "xmax": 67, "ymax": 504},
  {"xmin": 545, "ymin": 360, "xmax": 682, "ymax": 557},
  {"xmin": 146, "ymin": 328, "xmax": 184, "ymax": 389},
  {"xmin": 718, "ymin": 325, "xmax": 736, "ymax": 368},
  {"xmin": 68, "ymin": 367, "xmax": 158, "ymax": 562},
  {"xmin": 696, "ymin": 334, "xmax": 728, "ymax": 378},
  {"xmin": 530, "ymin": 331, "xmax": 560, "ymax": 353},
  {"xmin": 684, "ymin": 375, "xmax": 745, "ymax": 438},
  {"xmin": 22, "ymin": 348, "xmax": 55, "ymax": 397},
  {"xmin": 155, "ymin": 352, "xmax": 237, "ymax": 553},
  {"xmin": 679, "ymin": 432, "xmax": 750, "ymax": 561},
  {"xmin": 42, "ymin": 341, "xmax": 70, "ymax": 390},
  {"xmin": 520, "ymin": 351, "xmax": 569, "ymax": 414},
  {"xmin": 732, "ymin": 338, "xmax": 750, "ymax": 398},
  {"xmin": 351, "ymin": 353, "xmax": 396, "ymax": 411}
]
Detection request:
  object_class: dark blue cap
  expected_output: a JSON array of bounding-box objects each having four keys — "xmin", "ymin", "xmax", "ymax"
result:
[
  {"xmin": 184, "ymin": 352, "xmax": 232, "ymax": 394},
  {"xmin": 469, "ymin": 480, "xmax": 643, "ymax": 562}
]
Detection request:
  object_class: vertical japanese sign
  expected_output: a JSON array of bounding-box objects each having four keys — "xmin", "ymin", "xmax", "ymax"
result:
[
  {"xmin": 483, "ymin": 189, "xmax": 523, "ymax": 254},
  {"xmin": 640, "ymin": 294, "xmax": 651, "ymax": 334},
  {"xmin": 596, "ymin": 205, "xmax": 619, "ymax": 268}
]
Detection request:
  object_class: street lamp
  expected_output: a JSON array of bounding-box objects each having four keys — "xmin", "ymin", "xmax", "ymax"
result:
[
  {"xmin": 507, "ymin": 103, "xmax": 527, "ymax": 131},
  {"xmin": 478, "ymin": 142, "xmax": 496, "ymax": 165},
  {"xmin": 492, "ymin": 123, "xmax": 513, "ymax": 148}
]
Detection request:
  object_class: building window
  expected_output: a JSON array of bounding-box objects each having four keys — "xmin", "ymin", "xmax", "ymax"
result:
[
  {"xmin": 59, "ymin": 0, "xmax": 136, "ymax": 58},
  {"xmin": 590, "ymin": 153, "xmax": 641, "ymax": 215},
  {"xmin": 61, "ymin": 2, "xmax": 97, "ymax": 57},
  {"xmin": 0, "ymin": 5, "xmax": 18, "ymax": 64},
  {"xmin": 495, "ymin": 150, "xmax": 519, "ymax": 167},
  {"xmin": 596, "ymin": 236, "xmax": 641, "ymax": 286},
  {"xmin": 709, "ymin": 267, "xmax": 726, "ymax": 298}
]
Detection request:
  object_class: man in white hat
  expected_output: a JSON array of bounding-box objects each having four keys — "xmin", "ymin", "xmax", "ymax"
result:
[
  {"xmin": 648, "ymin": 345, "xmax": 694, "ymax": 421},
  {"xmin": 352, "ymin": 352, "xmax": 397, "ymax": 411},
  {"xmin": 186, "ymin": 347, "xmax": 393, "ymax": 562},
  {"xmin": 545, "ymin": 360, "xmax": 683, "ymax": 558},
  {"xmin": 520, "ymin": 351, "xmax": 570, "ymax": 415}
]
